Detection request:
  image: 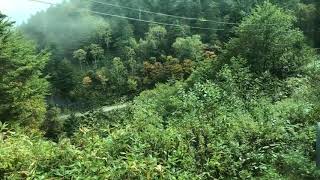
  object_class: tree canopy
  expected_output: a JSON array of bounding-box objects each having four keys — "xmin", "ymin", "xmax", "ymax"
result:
[{"xmin": 0, "ymin": 14, "xmax": 49, "ymax": 126}]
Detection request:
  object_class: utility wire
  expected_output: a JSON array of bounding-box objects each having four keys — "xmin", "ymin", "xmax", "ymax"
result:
[
  {"xmin": 23, "ymin": 0, "xmax": 320, "ymax": 53},
  {"xmin": 87, "ymin": 0, "xmax": 279, "ymax": 26},
  {"xmin": 87, "ymin": 10, "xmax": 225, "ymax": 31},
  {"xmin": 30, "ymin": 0, "xmax": 275, "ymax": 26},
  {"xmin": 26, "ymin": 0, "xmax": 320, "ymax": 34},
  {"xmin": 28, "ymin": 0, "xmax": 225, "ymax": 31},
  {"xmin": 88, "ymin": 0, "xmax": 237, "ymax": 25},
  {"xmin": 29, "ymin": 0, "xmax": 55, "ymax": 5}
]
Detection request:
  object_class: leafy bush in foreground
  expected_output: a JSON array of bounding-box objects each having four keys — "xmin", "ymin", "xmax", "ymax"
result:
[{"xmin": 1, "ymin": 60, "xmax": 320, "ymax": 179}]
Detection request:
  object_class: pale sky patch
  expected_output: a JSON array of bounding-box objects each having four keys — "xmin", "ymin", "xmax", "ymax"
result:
[{"xmin": 0, "ymin": 0, "xmax": 64, "ymax": 24}]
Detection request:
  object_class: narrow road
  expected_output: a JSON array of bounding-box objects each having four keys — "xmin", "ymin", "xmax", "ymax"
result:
[
  {"xmin": 59, "ymin": 103, "xmax": 128, "ymax": 120},
  {"xmin": 101, "ymin": 104, "xmax": 128, "ymax": 112}
]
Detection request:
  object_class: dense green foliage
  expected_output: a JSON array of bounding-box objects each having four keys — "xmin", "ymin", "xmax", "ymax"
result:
[
  {"xmin": 1, "ymin": 0, "xmax": 320, "ymax": 179},
  {"xmin": 20, "ymin": 0, "xmax": 320, "ymax": 108},
  {"xmin": 0, "ymin": 14, "xmax": 49, "ymax": 127},
  {"xmin": 224, "ymin": 3, "xmax": 311, "ymax": 78}
]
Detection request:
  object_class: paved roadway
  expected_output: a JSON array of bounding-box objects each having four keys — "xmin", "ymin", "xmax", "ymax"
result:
[{"xmin": 59, "ymin": 103, "xmax": 128, "ymax": 120}]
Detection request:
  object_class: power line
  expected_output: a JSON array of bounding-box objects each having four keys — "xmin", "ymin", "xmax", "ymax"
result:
[
  {"xmin": 26, "ymin": 0, "xmax": 320, "ymax": 34},
  {"xmin": 87, "ymin": 0, "xmax": 279, "ymax": 26},
  {"xmin": 30, "ymin": 0, "xmax": 274, "ymax": 26},
  {"xmin": 27, "ymin": 0, "xmax": 226, "ymax": 31},
  {"xmin": 22, "ymin": 0, "xmax": 320, "ymax": 54},
  {"xmin": 87, "ymin": 10, "xmax": 225, "ymax": 31},
  {"xmin": 87, "ymin": 0, "xmax": 237, "ymax": 25},
  {"xmin": 29, "ymin": 0, "xmax": 55, "ymax": 5}
]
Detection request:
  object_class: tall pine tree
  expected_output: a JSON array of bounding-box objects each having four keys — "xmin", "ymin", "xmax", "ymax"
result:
[{"xmin": 0, "ymin": 13, "xmax": 49, "ymax": 127}]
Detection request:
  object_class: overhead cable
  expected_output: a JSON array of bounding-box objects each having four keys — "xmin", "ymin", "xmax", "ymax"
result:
[
  {"xmin": 87, "ymin": 0, "xmax": 279, "ymax": 26},
  {"xmin": 88, "ymin": 0, "xmax": 237, "ymax": 25},
  {"xmin": 86, "ymin": 10, "xmax": 225, "ymax": 30},
  {"xmin": 28, "ymin": 0, "xmax": 226, "ymax": 31}
]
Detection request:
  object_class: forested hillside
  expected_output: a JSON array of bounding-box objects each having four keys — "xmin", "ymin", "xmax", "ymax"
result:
[{"xmin": 1, "ymin": 0, "xmax": 320, "ymax": 179}]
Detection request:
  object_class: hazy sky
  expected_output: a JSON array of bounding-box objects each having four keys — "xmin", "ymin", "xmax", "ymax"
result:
[{"xmin": 0, "ymin": 0, "xmax": 64, "ymax": 24}]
